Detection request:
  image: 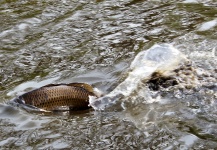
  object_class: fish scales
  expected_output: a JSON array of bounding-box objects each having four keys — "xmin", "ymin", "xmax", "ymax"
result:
[{"xmin": 19, "ymin": 85, "xmax": 93, "ymax": 110}]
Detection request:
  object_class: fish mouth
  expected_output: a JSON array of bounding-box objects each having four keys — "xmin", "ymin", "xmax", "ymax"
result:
[{"xmin": 93, "ymin": 87, "xmax": 104, "ymax": 98}]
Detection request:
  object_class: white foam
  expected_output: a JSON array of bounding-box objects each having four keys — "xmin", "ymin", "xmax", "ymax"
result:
[
  {"xmin": 198, "ymin": 19, "xmax": 217, "ymax": 31},
  {"xmin": 182, "ymin": 0, "xmax": 198, "ymax": 3},
  {"xmin": 89, "ymin": 43, "xmax": 187, "ymax": 110}
]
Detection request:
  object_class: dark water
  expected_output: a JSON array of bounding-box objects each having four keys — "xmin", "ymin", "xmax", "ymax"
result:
[{"xmin": 0, "ymin": 0, "xmax": 217, "ymax": 149}]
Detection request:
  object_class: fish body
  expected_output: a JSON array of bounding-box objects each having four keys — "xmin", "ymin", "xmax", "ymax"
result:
[{"xmin": 12, "ymin": 83, "xmax": 100, "ymax": 111}]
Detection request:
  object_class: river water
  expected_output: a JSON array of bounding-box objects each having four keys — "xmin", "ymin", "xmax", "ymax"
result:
[{"xmin": 0, "ymin": 0, "xmax": 217, "ymax": 149}]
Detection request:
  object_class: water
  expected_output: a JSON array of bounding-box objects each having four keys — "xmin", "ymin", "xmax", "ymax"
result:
[{"xmin": 0, "ymin": 0, "xmax": 217, "ymax": 149}]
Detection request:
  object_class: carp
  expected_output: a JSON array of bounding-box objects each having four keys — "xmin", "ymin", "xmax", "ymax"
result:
[{"xmin": 10, "ymin": 83, "xmax": 102, "ymax": 111}]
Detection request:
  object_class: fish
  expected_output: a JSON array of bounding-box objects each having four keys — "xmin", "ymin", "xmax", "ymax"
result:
[{"xmin": 11, "ymin": 83, "xmax": 102, "ymax": 111}]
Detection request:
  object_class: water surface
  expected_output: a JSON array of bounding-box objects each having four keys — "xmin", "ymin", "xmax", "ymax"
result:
[{"xmin": 0, "ymin": 0, "xmax": 217, "ymax": 149}]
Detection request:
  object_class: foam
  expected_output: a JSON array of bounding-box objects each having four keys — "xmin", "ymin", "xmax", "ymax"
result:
[{"xmin": 89, "ymin": 44, "xmax": 187, "ymax": 110}]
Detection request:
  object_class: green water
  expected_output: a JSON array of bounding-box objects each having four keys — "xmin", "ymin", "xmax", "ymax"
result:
[{"xmin": 0, "ymin": 0, "xmax": 216, "ymax": 149}]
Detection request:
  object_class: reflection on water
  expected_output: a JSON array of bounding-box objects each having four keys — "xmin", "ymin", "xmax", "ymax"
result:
[{"xmin": 0, "ymin": 0, "xmax": 217, "ymax": 149}]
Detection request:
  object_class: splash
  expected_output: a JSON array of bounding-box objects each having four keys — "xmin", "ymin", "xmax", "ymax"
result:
[{"xmin": 89, "ymin": 43, "xmax": 187, "ymax": 110}]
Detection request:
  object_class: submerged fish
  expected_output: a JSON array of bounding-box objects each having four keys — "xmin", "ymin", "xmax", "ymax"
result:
[{"xmin": 10, "ymin": 83, "xmax": 102, "ymax": 111}]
